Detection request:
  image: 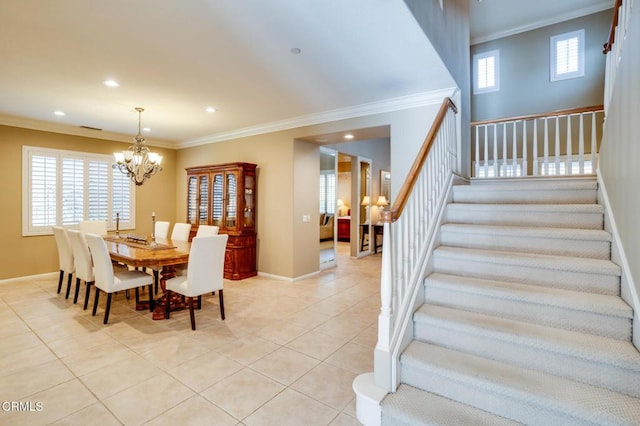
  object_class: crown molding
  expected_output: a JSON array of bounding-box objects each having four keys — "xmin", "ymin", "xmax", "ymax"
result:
[
  {"xmin": 0, "ymin": 114, "xmax": 178, "ymax": 149},
  {"xmin": 471, "ymin": 3, "xmax": 613, "ymax": 45},
  {"xmin": 178, "ymin": 87, "xmax": 457, "ymax": 149}
]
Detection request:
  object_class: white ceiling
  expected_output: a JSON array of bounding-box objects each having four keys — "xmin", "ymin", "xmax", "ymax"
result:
[
  {"xmin": 0, "ymin": 0, "xmax": 455, "ymax": 148},
  {"xmin": 0, "ymin": 0, "xmax": 614, "ymax": 149}
]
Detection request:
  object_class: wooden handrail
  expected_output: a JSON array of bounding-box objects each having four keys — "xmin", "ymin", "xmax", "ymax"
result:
[
  {"xmin": 470, "ymin": 105, "xmax": 603, "ymax": 127},
  {"xmin": 603, "ymin": 0, "xmax": 623, "ymax": 54},
  {"xmin": 380, "ymin": 97, "xmax": 457, "ymax": 224}
]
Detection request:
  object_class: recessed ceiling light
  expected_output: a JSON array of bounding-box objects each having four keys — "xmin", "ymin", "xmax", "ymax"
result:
[
  {"xmin": 53, "ymin": 110, "xmax": 65, "ymax": 116},
  {"xmin": 205, "ymin": 107, "xmax": 216, "ymax": 113},
  {"xmin": 344, "ymin": 133, "xmax": 354, "ymax": 140},
  {"xmin": 103, "ymin": 79, "xmax": 119, "ymax": 88},
  {"xmin": 290, "ymin": 47, "xmax": 301, "ymax": 55},
  {"xmin": 143, "ymin": 127, "xmax": 151, "ymax": 132}
]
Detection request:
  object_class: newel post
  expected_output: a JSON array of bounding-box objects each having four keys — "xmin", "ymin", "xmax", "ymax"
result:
[{"xmin": 374, "ymin": 210, "xmax": 395, "ymax": 391}]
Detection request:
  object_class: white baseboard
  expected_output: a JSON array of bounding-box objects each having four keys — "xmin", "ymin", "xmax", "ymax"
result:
[{"xmin": 0, "ymin": 271, "xmax": 58, "ymax": 285}]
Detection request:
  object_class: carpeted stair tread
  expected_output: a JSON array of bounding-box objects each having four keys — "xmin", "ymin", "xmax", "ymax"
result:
[
  {"xmin": 433, "ymin": 246, "xmax": 620, "ymax": 276},
  {"xmin": 440, "ymin": 223, "xmax": 611, "ymax": 242},
  {"xmin": 424, "ymin": 273, "xmax": 631, "ymax": 318},
  {"xmin": 414, "ymin": 304, "xmax": 640, "ymax": 374},
  {"xmin": 401, "ymin": 342, "xmax": 640, "ymax": 424},
  {"xmin": 452, "ymin": 180, "xmax": 596, "ymax": 204},
  {"xmin": 381, "ymin": 384, "xmax": 521, "ymax": 426},
  {"xmin": 444, "ymin": 203, "xmax": 604, "ymax": 229}
]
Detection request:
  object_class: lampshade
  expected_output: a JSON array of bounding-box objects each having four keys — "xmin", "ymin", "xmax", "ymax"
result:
[
  {"xmin": 376, "ymin": 196, "xmax": 389, "ymax": 207},
  {"xmin": 361, "ymin": 195, "xmax": 370, "ymax": 206},
  {"xmin": 337, "ymin": 199, "xmax": 344, "ymax": 207}
]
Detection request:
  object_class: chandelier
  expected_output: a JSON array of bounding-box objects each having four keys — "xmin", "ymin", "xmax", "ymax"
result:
[{"xmin": 113, "ymin": 107, "xmax": 162, "ymax": 186}]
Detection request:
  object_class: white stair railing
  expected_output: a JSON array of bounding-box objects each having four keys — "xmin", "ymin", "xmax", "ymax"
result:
[
  {"xmin": 604, "ymin": 0, "xmax": 634, "ymax": 112},
  {"xmin": 472, "ymin": 106, "xmax": 604, "ymax": 178},
  {"xmin": 374, "ymin": 98, "xmax": 457, "ymax": 391}
]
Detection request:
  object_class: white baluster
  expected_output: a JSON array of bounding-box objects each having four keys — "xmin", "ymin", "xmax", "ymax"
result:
[
  {"xmin": 523, "ymin": 120, "xmax": 528, "ymax": 176},
  {"xmin": 591, "ymin": 112, "xmax": 597, "ymax": 172},
  {"xmin": 493, "ymin": 124, "xmax": 498, "ymax": 177},
  {"xmin": 544, "ymin": 118, "xmax": 549, "ymax": 175},
  {"xmin": 502, "ymin": 123, "xmax": 507, "ymax": 177},
  {"xmin": 533, "ymin": 119, "xmax": 538, "ymax": 176},
  {"xmin": 555, "ymin": 116, "xmax": 560, "ymax": 175},
  {"xmin": 475, "ymin": 126, "xmax": 479, "ymax": 177},
  {"xmin": 484, "ymin": 126, "xmax": 489, "ymax": 177},
  {"xmin": 512, "ymin": 121, "xmax": 517, "ymax": 176},
  {"xmin": 566, "ymin": 115, "xmax": 572, "ymax": 175},
  {"xmin": 579, "ymin": 113, "xmax": 585, "ymax": 174}
]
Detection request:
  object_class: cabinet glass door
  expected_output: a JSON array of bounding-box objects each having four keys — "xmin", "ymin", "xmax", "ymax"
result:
[
  {"xmin": 243, "ymin": 174, "xmax": 255, "ymax": 228},
  {"xmin": 211, "ymin": 173, "xmax": 224, "ymax": 227},
  {"xmin": 225, "ymin": 172, "xmax": 237, "ymax": 229},
  {"xmin": 198, "ymin": 175, "xmax": 209, "ymax": 226},
  {"xmin": 187, "ymin": 176, "xmax": 198, "ymax": 225}
]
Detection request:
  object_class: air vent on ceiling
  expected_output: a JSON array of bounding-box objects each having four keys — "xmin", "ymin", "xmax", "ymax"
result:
[{"xmin": 79, "ymin": 125, "xmax": 103, "ymax": 131}]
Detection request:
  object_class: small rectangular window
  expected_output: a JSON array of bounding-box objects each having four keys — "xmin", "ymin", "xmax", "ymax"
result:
[
  {"xmin": 550, "ymin": 29, "xmax": 584, "ymax": 81},
  {"xmin": 473, "ymin": 50, "xmax": 500, "ymax": 94}
]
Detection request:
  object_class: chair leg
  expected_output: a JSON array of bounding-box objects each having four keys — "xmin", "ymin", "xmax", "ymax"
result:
[
  {"xmin": 65, "ymin": 273, "xmax": 73, "ymax": 299},
  {"xmin": 189, "ymin": 297, "xmax": 196, "ymax": 330},
  {"xmin": 92, "ymin": 288, "xmax": 100, "ymax": 316},
  {"xmin": 104, "ymin": 293, "xmax": 113, "ymax": 324},
  {"xmin": 57, "ymin": 270, "xmax": 64, "ymax": 294},
  {"xmin": 218, "ymin": 289, "xmax": 225, "ymax": 320},
  {"xmin": 135, "ymin": 287, "xmax": 140, "ymax": 304},
  {"xmin": 73, "ymin": 278, "xmax": 81, "ymax": 304},
  {"xmin": 83, "ymin": 282, "xmax": 93, "ymax": 310},
  {"xmin": 164, "ymin": 289, "xmax": 171, "ymax": 319},
  {"xmin": 148, "ymin": 284, "xmax": 154, "ymax": 311},
  {"xmin": 125, "ymin": 289, "xmax": 130, "ymax": 300},
  {"xmin": 153, "ymin": 270, "xmax": 159, "ymax": 295},
  {"xmin": 197, "ymin": 295, "xmax": 202, "ymax": 310}
]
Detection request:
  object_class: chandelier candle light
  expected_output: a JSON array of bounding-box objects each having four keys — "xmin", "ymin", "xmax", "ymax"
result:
[{"xmin": 113, "ymin": 107, "xmax": 162, "ymax": 186}]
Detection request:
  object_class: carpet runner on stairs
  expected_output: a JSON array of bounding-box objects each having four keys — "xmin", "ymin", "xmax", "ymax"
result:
[{"xmin": 381, "ymin": 177, "xmax": 640, "ymax": 424}]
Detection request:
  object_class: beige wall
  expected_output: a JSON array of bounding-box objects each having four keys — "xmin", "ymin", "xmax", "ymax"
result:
[{"xmin": 0, "ymin": 125, "xmax": 177, "ymax": 280}]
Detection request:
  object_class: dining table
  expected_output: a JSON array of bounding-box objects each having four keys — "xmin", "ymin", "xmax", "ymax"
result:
[{"xmin": 104, "ymin": 236, "xmax": 191, "ymax": 320}]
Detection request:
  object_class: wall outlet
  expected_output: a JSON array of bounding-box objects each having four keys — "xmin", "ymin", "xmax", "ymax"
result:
[{"xmin": 302, "ymin": 215, "xmax": 311, "ymax": 223}]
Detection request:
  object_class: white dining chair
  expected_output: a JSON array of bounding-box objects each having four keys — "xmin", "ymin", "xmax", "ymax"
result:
[
  {"xmin": 164, "ymin": 234, "xmax": 228, "ymax": 330},
  {"xmin": 79, "ymin": 220, "xmax": 107, "ymax": 236},
  {"xmin": 195, "ymin": 225, "xmax": 219, "ymax": 237},
  {"xmin": 170, "ymin": 223, "xmax": 192, "ymax": 241},
  {"xmin": 155, "ymin": 221, "xmax": 170, "ymax": 239},
  {"xmin": 67, "ymin": 230, "xmax": 95, "ymax": 309},
  {"xmin": 52, "ymin": 226, "xmax": 75, "ymax": 299},
  {"xmin": 85, "ymin": 233, "xmax": 154, "ymax": 324}
]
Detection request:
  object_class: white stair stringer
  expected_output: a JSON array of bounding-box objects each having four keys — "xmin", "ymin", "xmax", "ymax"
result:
[
  {"xmin": 444, "ymin": 203, "xmax": 604, "ymax": 229},
  {"xmin": 400, "ymin": 342, "xmax": 640, "ymax": 425},
  {"xmin": 433, "ymin": 246, "xmax": 621, "ymax": 295},
  {"xmin": 440, "ymin": 223, "xmax": 611, "ymax": 259},
  {"xmin": 424, "ymin": 273, "xmax": 632, "ymax": 340},
  {"xmin": 413, "ymin": 304, "xmax": 640, "ymax": 398}
]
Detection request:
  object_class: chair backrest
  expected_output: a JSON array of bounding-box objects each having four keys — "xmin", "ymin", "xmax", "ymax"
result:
[
  {"xmin": 195, "ymin": 225, "xmax": 219, "ymax": 237},
  {"xmin": 171, "ymin": 223, "xmax": 192, "ymax": 242},
  {"xmin": 85, "ymin": 233, "xmax": 115, "ymax": 292},
  {"xmin": 79, "ymin": 220, "xmax": 107, "ymax": 236},
  {"xmin": 187, "ymin": 234, "xmax": 228, "ymax": 294},
  {"xmin": 52, "ymin": 226, "xmax": 75, "ymax": 273},
  {"xmin": 155, "ymin": 221, "xmax": 170, "ymax": 239},
  {"xmin": 67, "ymin": 229, "xmax": 94, "ymax": 282}
]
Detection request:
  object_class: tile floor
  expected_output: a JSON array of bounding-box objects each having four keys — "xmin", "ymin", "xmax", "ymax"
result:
[{"xmin": 0, "ymin": 242, "xmax": 379, "ymax": 425}]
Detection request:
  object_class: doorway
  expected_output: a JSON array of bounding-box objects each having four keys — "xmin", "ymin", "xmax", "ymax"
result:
[{"xmin": 319, "ymin": 148, "xmax": 337, "ymax": 267}]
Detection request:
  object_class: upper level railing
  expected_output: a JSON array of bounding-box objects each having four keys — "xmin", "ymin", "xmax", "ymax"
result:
[
  {"xmin": 374, "ymin": 97, "xmax": 458, "ymax": 391},
  {"xmin": 604, "ymin": 0, "xmax": 632, "ymax": 111},
  {"xmin": 471, "ymin": 106, "xmax": 604, "ymax": 178}
]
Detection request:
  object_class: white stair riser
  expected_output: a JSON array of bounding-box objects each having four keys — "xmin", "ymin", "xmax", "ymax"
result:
[
  {"xmin": 432, "ymin": 254, "xmax": 620, "ymax": 296},
  {"xmin": 444, "ymin": 206, "xmax": 603, "ymax": 229},
  {"xmin": 413, "ymin": 322, "xmax": 640, "ymax": 398},
  {"xmin": 452, "ymin": 188, "xmax": 596, "ymax": 204},
  {"xmin": 423, "ymin": 286, "xmax": 632, "ymax": 340},
  {"xmin": 440, "ymin": 229, "xmax": 610, "ymax": 260},
  {"xmin": 400, "ymin": 363, "xmax": 583, "ymax": 425}
]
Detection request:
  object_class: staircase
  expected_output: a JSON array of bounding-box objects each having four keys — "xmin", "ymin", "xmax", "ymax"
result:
[{"xmin": 380, "ymin": 177, "xmax": 640, "ymax": 425}]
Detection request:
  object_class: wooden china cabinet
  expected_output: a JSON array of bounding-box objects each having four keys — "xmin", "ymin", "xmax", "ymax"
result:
[{"xmin": 186, "ymin": 162, "xmax": 257, "ymax": 280}]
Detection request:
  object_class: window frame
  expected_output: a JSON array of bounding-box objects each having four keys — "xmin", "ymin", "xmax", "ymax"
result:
[
  {"xmin": 473, "ymin": 49, "xmax": 500, "ymax": 95},
  {"xmin": 550, "ymin": 29, "xmax": 585, "ymax": 82},
  {"xmin": 22, "ymin": 145, "xmax": 136, "ymax": 236}
]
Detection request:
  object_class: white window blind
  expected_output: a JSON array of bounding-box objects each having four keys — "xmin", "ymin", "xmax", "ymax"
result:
[
  {"xmin": 22, "ymin": 146, "xmax": 135, "ymax": 235},
  {"xmin": 473, "ymin": 50, "xmax": 500, "ymax": 94},
  {"xmin": 551, "ymin": 30, "xmax": 584, "ymax": 81},
  {"xmin": 319, "ymin": 172, "xmax": 336, "ymax": 214}
]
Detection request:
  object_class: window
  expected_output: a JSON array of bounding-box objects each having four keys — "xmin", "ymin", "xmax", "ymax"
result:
[
  {"xmin": 550, "ymin": 29, "xmax": 584, "ymax": 81},
  {"xmin": 319, "ymin": 172, "xmax": 336, "ymax": 214},
  {"xmin": 22, "ymin": 146, "xmax": 135, "ymax": 236},
  {"xmin": 473, "ymin": 50, "xmax": 500, "ymax": 94}
]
